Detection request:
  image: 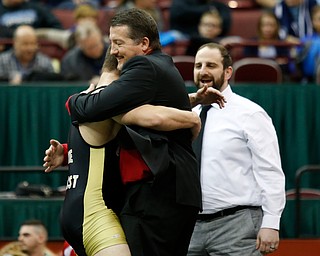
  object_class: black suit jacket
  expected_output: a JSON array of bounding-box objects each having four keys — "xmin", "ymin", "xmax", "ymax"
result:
[{"xmin": 68, "ymin": 50, "xmax": 201, "ymax": 208}]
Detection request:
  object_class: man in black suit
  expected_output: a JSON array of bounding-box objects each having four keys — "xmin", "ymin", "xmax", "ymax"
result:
[{"xmin": 67, "ymin": 8, "xmax": 201, "ymax": 256}]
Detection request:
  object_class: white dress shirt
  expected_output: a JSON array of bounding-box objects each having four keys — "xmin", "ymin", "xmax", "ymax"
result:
[{"xmin": 194, "ymin": 85, "xmax": 286, "ymax": 230}]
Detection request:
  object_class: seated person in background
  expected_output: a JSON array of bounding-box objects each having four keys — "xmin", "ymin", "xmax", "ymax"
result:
[
  {"xmin": 186, "ymin": 10, "xmax": 241, "ymax": 56},
  {"xmin": 186, "ymin": 10, "xmax": 222, "ymax": 56},
  {"xmin": 0, "ymin": 25, "xmax": 56, "ymax": 85},
  {"xmin": 297, "ymin": 5, "xmax": 320, "ymax": 83},
  {"xmin": 73, "ymin": 3, "xmax": 99, "ymax": 28},
  {"xmin": 0, "ymin": 0, "xmax": 62, "ymax": 39},
  {"xmin": 18, "ymin": 219, "xmax": 56, "ymax": 256},
  {"xmin": 36, "ymin": 3, "xmax": 103, "ymax": 50},
  {"xmin": 244, "ymin": 11, "xmax": 295, "ymax": 80},
  {"xmin": 244, "ymin": 11, "xmax": 290, "ymax": 61},
  {"xmin": 0, "ymin": 219, "xmax": 56, "ymax": 256},
  {"xmin": 169, "ymin": 0, "xmax": 232, "ymax": 39},
  {"xmin": 274, "ymin": 0, "xmax": 317, "ymax": 43},
  {"xmin": 116, "ymin": 0, "xmax": 164, "ymax": 31},
  {"xmin": 60, "ymin": 21, "xmax": 108, "ymax": 82}
]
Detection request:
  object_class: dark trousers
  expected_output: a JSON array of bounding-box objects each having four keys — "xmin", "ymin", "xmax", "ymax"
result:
[{"xmin": 120, "ymin": 179, "xmax": 199, "ymax": 256}]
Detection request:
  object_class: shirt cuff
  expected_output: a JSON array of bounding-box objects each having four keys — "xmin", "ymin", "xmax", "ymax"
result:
[{"xmin": 261, "ymin": 214, "xmax": 281, "ymax": 230}]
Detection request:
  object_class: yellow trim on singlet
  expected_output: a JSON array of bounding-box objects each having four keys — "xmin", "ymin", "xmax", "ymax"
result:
[{"xmin": 83, "ymin": 147, "xmax": 127, "ymax": 255}]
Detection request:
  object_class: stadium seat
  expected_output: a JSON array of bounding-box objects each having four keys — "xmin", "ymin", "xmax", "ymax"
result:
[
  {"xmin": 230, "ymin": 57, "xmax": 283, "ymax": 84},
  {"xmin": 172, "ymin": 55, "xmax": 195, "ymax": 87}
]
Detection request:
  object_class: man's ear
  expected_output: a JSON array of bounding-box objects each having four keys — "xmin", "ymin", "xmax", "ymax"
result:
[
  {"xmin": 141, "ymin": 37, "xmax": 150, "ymax": 52},
  {"xmin": 225, "ymin": 66, "xmax": 233, "ymax": 80},
  {"xmin": 37, "ymin": 233, "xmax": 46, "ymax": 244}
]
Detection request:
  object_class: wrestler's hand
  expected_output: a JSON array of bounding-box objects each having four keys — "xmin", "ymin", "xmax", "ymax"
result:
[
  {"xmin": 256, "ymin": 228, "xmax": 279, "ymax": 254},
  {"xmin": 43, "ymin": 139, "xmax": 64, "ymax": 173},
  {"xmin": 195, "ymin": 84, "xmax": 226, "ymax": 108}
]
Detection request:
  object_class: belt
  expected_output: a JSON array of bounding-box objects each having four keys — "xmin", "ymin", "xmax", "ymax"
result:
[{"xmin": 197, "ymin": 205, "xmax": 260, "ymax": 221}]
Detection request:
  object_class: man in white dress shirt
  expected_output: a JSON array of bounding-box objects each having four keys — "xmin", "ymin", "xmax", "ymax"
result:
[{"xmin": 188, "ymin": 42, "xmax": 286, "ymax": 256}]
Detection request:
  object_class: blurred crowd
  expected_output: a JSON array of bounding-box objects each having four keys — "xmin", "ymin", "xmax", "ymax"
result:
[{"xmin": 1, "ymin": 0, "xmax": 320, "ymax": 85}]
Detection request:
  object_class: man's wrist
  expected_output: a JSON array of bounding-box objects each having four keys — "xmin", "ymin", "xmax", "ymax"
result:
[{"xmin": 190, "ymin": 93, "xmax": 200, "ymax": 107}]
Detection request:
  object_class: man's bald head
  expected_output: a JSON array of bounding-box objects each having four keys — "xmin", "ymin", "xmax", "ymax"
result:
[
  {"xmin": 13, "ymin": 25, "xmax": 39, "ymax": 63},
  {"xmin": 13, "ymin": 25, "xmax": 37, "ymax": 40}
]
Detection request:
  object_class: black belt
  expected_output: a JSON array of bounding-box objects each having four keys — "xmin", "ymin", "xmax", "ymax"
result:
[{"xmin": 197, "ymin": 205, "xmax": 260, "ymax": 221}]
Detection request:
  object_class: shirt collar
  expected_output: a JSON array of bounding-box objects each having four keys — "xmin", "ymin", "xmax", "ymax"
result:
[
  {"xmin": 211, "ymin": 84, "xmax": 232, "ymax": 109},
  {"xmin": 193, "ymin": 84, "xmax": 233, "ymax": 112}
]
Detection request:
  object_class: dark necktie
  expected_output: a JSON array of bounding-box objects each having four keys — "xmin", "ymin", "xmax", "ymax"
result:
[{"xmin": 193, "ymin": 105, "xmax": 212, "ymax": 168}]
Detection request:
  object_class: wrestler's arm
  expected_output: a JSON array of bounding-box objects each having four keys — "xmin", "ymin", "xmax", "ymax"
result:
[
  {"xmin": 114, "ymin": 105, "xmax": 200, "ymax": 132},
  {"xmin": 78, "ymin": 71, "xmax": 121, "ymax": 146},
  {"xmin": 80, "ymin": 105, "xmax": 201, "ymax": 147},
  {"xmin": 43, "ymin": 83, "xmax": 114, "ymax": 171},
  {"xmin": 44, "ymin": 105, "xmax": 201, "ymax": 172}
]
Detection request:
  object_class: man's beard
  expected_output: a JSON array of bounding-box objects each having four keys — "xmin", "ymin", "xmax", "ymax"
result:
[
  {"xmin": 213, "ymin": 72, "xmax": 225, "ymax": 91},
  {"xmin": 196, "ymin": 72, "xmax": 225, "ymax": 91}
]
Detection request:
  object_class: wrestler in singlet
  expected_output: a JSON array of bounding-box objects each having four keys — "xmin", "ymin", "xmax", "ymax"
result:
[
  {"xmin": 60, "ymin": 114, "xmax": 126, "ymax": 256},
  {"xmin": 59, "ymin": 48, "xmax": 130, "ymax": 255}
]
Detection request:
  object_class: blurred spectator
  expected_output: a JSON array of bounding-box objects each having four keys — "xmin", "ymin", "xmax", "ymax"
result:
[
  {"xmin": 274, "ymin": 0, "xmax": 317, "ymax": 43},
  {"xmin": 297, "ymin": 4, "xmax": 320, "ymax": 82},
  {"xmin": 186, "ymin": 9, "xmax": 241, "ymax": 56},
  {"xmin": 73, "ymin": 3, "xmax": 99, "ymax": 26},
  {"xmin": 36, "ymin": 3, "xmax": 102, "ymax": 50},
  {"xmin": 60, "ymin": 21, "xmax": 108, "ymax": 82},
  {"xmin": 197, "ymin": 10, "xmax": 222, "ymax": 39},
  {"xmin": 244, "ymin": 11, "xmax": 295, "ymax": 80},
  {"xmin": 117, "ymin": 0, "xmax": 164, "ymax": 31},
  {"xmin": 244, "ymin": 11, "xmax": 290, "ymax": 61},
  {"xmin": 0, "ymin": 219, "xmax": 56, "ymax": 256},
  {"xmin": 0, "ymin": 25, "xmax": 56, "ymax": 85},
  {"xmin": 18, "ymin": 219, "xmax": 56, "ymax": 256},
  {"xmin": 185, "ymin": 10, "xmax": 222, "ymax": 56},
  {"xmin": 0, "ymin": 0, "xmax": 62, "ymax": 38},
  {"xmin": 70, "ymin": 3, "xmax": 109, "ymax": 43},
  {"xmin": 170, "ymin": 0, "xmax": 232, "ymax": 38}
]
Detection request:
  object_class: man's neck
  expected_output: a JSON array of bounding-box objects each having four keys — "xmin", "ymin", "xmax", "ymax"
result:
[{"xmin": 27, "ymin": 247, "xmax": 46, "ymax": 256}]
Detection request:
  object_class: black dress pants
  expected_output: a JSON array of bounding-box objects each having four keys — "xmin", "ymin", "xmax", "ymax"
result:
[{"xmin": 120, "ymin": 177, "xmax": 199, "ymax": 256}]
